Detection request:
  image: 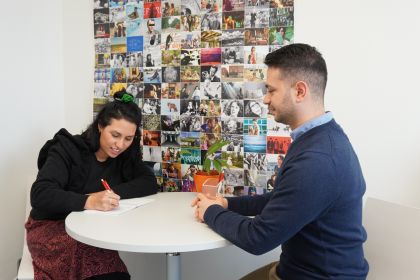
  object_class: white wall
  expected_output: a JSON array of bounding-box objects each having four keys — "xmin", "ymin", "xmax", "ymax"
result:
[{"xmin": 1, "ymin": 0, "xmax": 420, "ymax": 279}]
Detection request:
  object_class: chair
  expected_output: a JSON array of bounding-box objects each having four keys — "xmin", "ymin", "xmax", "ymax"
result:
[
  {"xmin": 16, "ymin": 183, "xmax": 34, "ymax": 280},
  {"xmin": 363, "ymin": 197, "xmax": 420, "ymax": 279}
]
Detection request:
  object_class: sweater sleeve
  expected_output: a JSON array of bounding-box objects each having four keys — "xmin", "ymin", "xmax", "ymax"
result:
[
  {"xmin": 226, "ymin": 192, "xmax": 272, "ymax": 216},
  {"xmin": 31, "ymin": 146, "xmax": 88, "ymax": 214},
  {"xmin": 111, "ymin": 160, "xmax": 158, "ymax": 199},
  {"xmin": 204, "ymin": 151, "xmax": 340, "ymax": 255}
]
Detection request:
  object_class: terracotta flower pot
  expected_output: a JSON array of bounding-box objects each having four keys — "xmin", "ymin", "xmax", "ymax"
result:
[{"xmin": 193, "ymin": 171, "xmax": 220, "ymax": 192}]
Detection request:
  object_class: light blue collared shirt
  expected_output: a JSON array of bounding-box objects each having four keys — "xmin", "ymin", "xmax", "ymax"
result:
[{"xmin": 290, "ymin": 112, "xmax": 333, "ymax": 141}]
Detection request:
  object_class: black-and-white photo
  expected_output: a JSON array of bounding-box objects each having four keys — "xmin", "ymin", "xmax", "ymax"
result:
[
  {"xmin": 221, "ymin": 46, "xmax": 244, "ymax": 64},
  {"xmin": 221, "ymin": 82, "xmax": 243, "ymax": 99},
  {"xmin": 126, "ymin": 83, "xmax": 143, "ymax": 98},
  {"xmin": 142, "ymin": 99, "xmax": 161, "ymax": 115},
  {"xmin": 269, "ymin": 7, "xmax": 294, "ymax": 27},
  {"xmin": 200, "ymin": 80, "xmax": 221, "ymax": 99},
  {"xmin": 181, "ymin": 0, "xmax": 200, "ymax": 15},
  {"xmin": 180, "ymin": 115, "xmax": 202, "ymax": 132},
  {"xmin": 161, "ymin": 131, "xmax": 181, "ymax": 147},
  {"xmin": 244, "ymin": 8, "xmax": 269, "ymax": 28},
  {"xmin": 144, "ymin": 47, "xmax": 161, "ymax": 67},
  {"xmin": 222, "ymin": 134, "xmax": 244, "ymax": 153},
  {"xmin": 143, "ymin": 115, "xmax": 161, "ymax": 130},
  {"xmin": 244, "ymin": 152, "xmax": 267, "ymax": 171},
  {"xmin": 267, "ymin": 116, "xmax": 291, "ymax": 136},
  {"xmin": 95, "ymin": 38, "xmax": 111, "ymax": 53},
  {"xmin": 220, "ymin": 30, "xmax": 244, "ymax": 46},
  {"xmin": 144, "ymin": 67, "xmax": 162, "ymax": 83},
  {"xmin": 243, "ymin": 82, "xmax": 266, "ymax": 99},
  {"xmin": 222, "ymin": 117, "xmax": 243, "ymax": 134},
  {"xmin": 201, "ymin": 13, "xmax": 222, "ymax": 31},
  {"xmin": 224, "ymin": 167, "xmax": 244, "ymax": 186},
  {"xmin": 110, "ymin": 6, "xmax": 126, "ymax": 23},
  {"xmin": 162, "ymin": 66, "xmax": 180, "ymax": 82},
  {"xmin": 127, "ymin": 51, "xmax": 143, "ymax": 67},
  {"xmin": 180, "ymin": 100, "xmax": 200, "ymax": 116},
  {"xmin": 244, "ymin": 170, "xmax": 267, "ymax": 188},
  {"xmin": 94, "ymin": 83, "xmax": 110, "ymax": 98},
  {"xmin": 221, "ymin": 100, "xmax": 244, "ymax": 118},
  {"xmin": 201, "ymin": 65, "xmax": 221, "ymax": 82},
  {"xmin": 244, "ymin": 99, "xmax": 268, "ymax": 118},
  {"xmin": 94, "ymin": 0, "xmax": 110, "ymax": 9},
  {"xmin": 94, "ymin": 8, "xmax": 110, "ymax": 24},
  {"xmin": 142, "ymin": 146, "xmax": 162, "ymax": 162},
  {"xmin": 161, "ymin": 115, "xmax": 181, "ymax": 131},
  {"xmin": 181, "ymin": 49, "xmax": 201, "ymax": 66},
  {"xmin": 110, "ymin": 53, "xmax": 128, "ymax": 68}
]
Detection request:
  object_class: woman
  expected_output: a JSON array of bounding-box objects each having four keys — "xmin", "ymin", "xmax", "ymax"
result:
[
  {"xmin": 26, "ymin": 90, "xmax": 158, "ymax": 280},
  {"xmin": 248, "ymin": 46, "xmax": 257, "ymax": 64},
  {"xmin": 245, "ymin": 100, "xmax": 263, "ymax": 117},
  {"xmin": 223, "ymin": 100, "xmax": 243, "ymax": 118}
]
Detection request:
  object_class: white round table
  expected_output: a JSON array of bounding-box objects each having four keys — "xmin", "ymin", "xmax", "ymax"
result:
[{"xmin": 65, "ymin": 192, "xmax": 231, "ymax": 280}]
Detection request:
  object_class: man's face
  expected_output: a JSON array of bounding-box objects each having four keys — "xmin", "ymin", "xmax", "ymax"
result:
[
  {"xmin": 264, "ymin": 67, "xmax": 295, "ymax": 124},
  {"xmin": 147, "ymin": 21, "xmax": 155, "ymax": 32}
]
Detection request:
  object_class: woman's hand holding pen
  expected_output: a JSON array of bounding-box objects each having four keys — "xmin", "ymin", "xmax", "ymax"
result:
[
  {"xmin": 191, "ymin": 193, "xmax": 228, "ymax": 222},
  {"xmin": 84, "ymin": 190, "xmax": 120, "ymax": 211}
]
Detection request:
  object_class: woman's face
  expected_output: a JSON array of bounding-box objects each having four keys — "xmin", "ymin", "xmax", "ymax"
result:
[
  {"xmin": 96, "ymin": 118, "xmax": 136, "ymax": 161},
  {"xmin": 250, "ymin": 101, "xmax": 262, "ymax": 116},
  {"xmin": 230, "ymin": 102, "xmax": 240, "ymax": 116},
  {"xmin": 227, "ymin": 120, "xmax": 236, "ymax": 131}
]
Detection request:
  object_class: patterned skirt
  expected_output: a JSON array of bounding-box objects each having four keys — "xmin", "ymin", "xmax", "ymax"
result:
[{"xmin": 25, "ymin": 217, "xmax": 128, "ymax": 280}]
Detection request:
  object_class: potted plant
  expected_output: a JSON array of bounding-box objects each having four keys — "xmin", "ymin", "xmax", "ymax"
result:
[{"xmin": 193, "ymin": 139, "xmax": 230, "ymax": 192}]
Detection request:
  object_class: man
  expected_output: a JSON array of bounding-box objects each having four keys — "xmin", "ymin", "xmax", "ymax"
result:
[{"xmin": 192, "ymin": 43, "xmax": 369, "ymax": 280}]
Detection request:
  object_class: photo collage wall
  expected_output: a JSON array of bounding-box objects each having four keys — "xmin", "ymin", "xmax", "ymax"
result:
[{"xmin": 93, "ymin": 0, "xmax": 294, "ymax": 196}]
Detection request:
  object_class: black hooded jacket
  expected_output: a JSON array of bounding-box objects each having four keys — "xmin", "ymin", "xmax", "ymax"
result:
[{"xmin": 30, "ymin": 128, "xmax": 158, "ymax": 220}]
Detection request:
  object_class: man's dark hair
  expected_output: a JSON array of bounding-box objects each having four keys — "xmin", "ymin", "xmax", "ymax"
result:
[
  {"xmin": 264, "ymin": 43, "xmax": 328, "ymax": 99},
  {"xmin": 82, "ymin": 89, "xmax": 142, "ymax": 161}
]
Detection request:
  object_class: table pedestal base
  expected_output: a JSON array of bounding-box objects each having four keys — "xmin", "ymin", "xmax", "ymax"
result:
[{"xmin": 166, "ymin": 252, "xmax": 181, "ymax": 280}]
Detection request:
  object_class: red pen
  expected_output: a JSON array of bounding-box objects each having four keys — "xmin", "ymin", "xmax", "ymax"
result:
[{"xmin": 101, "ymin": 179, "xmax": 112, "ymax": 192}]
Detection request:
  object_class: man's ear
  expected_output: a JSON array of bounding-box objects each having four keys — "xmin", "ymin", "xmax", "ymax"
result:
[{"xmin": 294, "ymin": 81, "xmax": 308, "ymax": 103}]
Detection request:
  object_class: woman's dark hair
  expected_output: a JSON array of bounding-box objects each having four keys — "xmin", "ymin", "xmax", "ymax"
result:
[{"xmin": 82, "ymin": 89, "xmax": 142, "ymax": 161}]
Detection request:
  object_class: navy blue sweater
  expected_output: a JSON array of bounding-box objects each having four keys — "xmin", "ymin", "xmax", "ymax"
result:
[{"xmin": 204, "ymin": 120, "xmax": 369, "ymax": 279}]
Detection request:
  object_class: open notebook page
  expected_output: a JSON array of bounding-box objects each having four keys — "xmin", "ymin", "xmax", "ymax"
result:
[{"xmin": 84, "ymin": 197, "xmax": 154, "ymax": 216}]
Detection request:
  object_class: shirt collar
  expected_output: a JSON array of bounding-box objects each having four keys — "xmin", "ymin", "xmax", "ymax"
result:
[{"xmin": 290, "ymin": 112, "xmax": 333, "ymax": 141}]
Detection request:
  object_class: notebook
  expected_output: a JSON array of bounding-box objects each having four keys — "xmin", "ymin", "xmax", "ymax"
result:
[{"xmin": 84, "ymin": 197, "xmax": 154, "ymax": 216}]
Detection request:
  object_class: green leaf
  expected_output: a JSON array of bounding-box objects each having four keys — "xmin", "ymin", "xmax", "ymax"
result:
[
  {"xmin": 213, "ymin": 159, "xmax": 222, "ymax": 173},
  {"xmin": 203, "ymin": 158, "xmax": 211, "ymax": 173},
  {"xmin": 207, "ymin": 140, "xmax": 230, "ymax": 155}
]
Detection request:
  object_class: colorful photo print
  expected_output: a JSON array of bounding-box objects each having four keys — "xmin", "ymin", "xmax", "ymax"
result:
[
  {"xmin": 200, "ymin": 132, "xmax": 221, "ymax": 150},
  {"xmin": 268, "ymin": 26, "xmax": 294, "ymax": 45},
  {"xmin": 220, "ymin": 29, "xmax": 244, "ymax": 46},
  {"xmin": 94, "ymin": 83, "xmax": 110, "ymax": 98},
  {"xmin": 266, "ymin": 153, "xmax": 284, "ymax": 173},
  {"xmin": 244, "ymin": 45, "xmax": 268, "ymax": 64},
  {"xmin": 269, "ymin": 7, "xmax": 294, "ymax": 27},
  {"xmin": 201, "ymin": 13, "xmax": 222, "ymax": 31},
  {"xmin": 110, "ymin": 82, "xmax": 127, "ymax": 95},
  {"xmin": 111, "ymin": 22, "xmax": 127, "ymax": 38},
  {"xmin": 180, "ymin": 131, "xmax": 201, "ymax": 148},
  {"xmin": 143, "ymin": 98, "xmax": 161, "ymax": 114},
  {"xmin": 223, "ymin": 0, "xmax": 244, "ymax": 12},
  {"xmin": 180, "ymin": 115, "xmax": 202, "ymax": 131},
  {"xmin": 245, "ymin": 0, "xmax": 269, "ymax": 8},
  {"xmin": 142, "ymin": 146, "xmax": 162, "ymax": 162},
  {"xmin": 127, "ymin": 67, "xmax": 143, "ymax": 82},
  {"xmin": 201, "ymin": 0, "xmax": 222, "ymax": 13},
  {"xmin": 244, "ymin": 27, "xmax": 269, "ymax": 45},
  {"xmin": 143, "ymin": 114, "xmax": 161, "ymax": 130},
  {"xmin": 244, "ymin": 118, "xmax": 267, "ymax": 135},
  {"xmin": 161, "ymin": 98, "xmax": 180, "ymax": 115},
  {"xmin": 181, "ymin": 66, "xmax": 201, "ymax": 82},
  {"xmin": 144, "ymin": 2, "xmax": 162, "ymax": 19},
  {"xmin": 161, "ymin": 115, "xmax": 181, "ymax": 131},
  {"xmin": 143, "ymin": 130, "xmax": 162, "ymax": 146},
  {"xmin": 270, "ymin": 0, "xmax": 293, "ymax": 9},
  {"xmin": 143, "ymin": 18, "xmax": 162, "ymax": 34},
  {"xmin": 126, "ymin": 3, "xmax": 143, "ymax": 20},
  {"xmin": 221, "ymin": 151, "xmax": 244, "ymax": 168},
  {"xmin": 149, "ymin": 162, "xmax": 162, "ymax": 177},
  {"xmin": 127, "ymin": 20, "xmax": 142, "ymax": 36},
  {"xmin": 244, "ymin": 8, "xmax": 269, "ymax": 28},
  {"xmin": 144, "ymin": 83, "xmax": 161, "ymax": 98},
  {"xmin": 180, "ymin": 15, "xmax": 201, "ymax": 32},
  {"xmin": 95, "ymin": 38, "xmax": 111, "ymax": 53},
  {"xmin": 221, "ymin": 65, "xmax": 244, "ymax": 82},
  {"xmin": 96, "ymin": 53, "xmax": 111, "ymax": 68},
  {"xmin": 222, "ymin": 11, "xmax": 244, "ymax": 30},
  {"xmin": 162, "ymin": 178, "xmax": 182, "ymax": 191},
  {"xmin": 266, "ymin": 136, "xmax": 291, "ymax": 154},
  {"xmin": 180, "ymin": 82, "xmax": 200, "ymax": 99},
  {"xmin": 267, "ymin": 116, "xmax": 290, "ymax": 136},
  {"xmin": 180, "ymin": 32, "xmax": 201, "ymax": 49},
  {"xmin": 180, "ymin": 49, "xmax": 201, "ymax": 66},
  {"xmin": 161, "ymin": 147, "xmax": 181, "ymax": 162},
  {"xmin": 162, "ymin": 66, "xmax": 180, "ymax": 82},
  {"xmin": 242, "ymin": 82, "xmax": 265, "ymax": 99},
  {"xmin": 180, "ymin": 99, "xmax": 200, "ymax": 116},
  {"xmin": 221, "ymin": 46, "xmax": 244, "ymax": 64},
  {"xmin": 244, "ymin": 152, "xmax": 267, "ymax": 170},
  {"xmin": 200, "ymin": 48, "xmax": 222, "ymax": 65},
  {"xmin": 181, "ymin": 148, "xmax": 201, "ymax": 164},
  {"xmin": 266, "ymin": 171, "xmax": 276, "ymax": 191},
  {"xmin": 161, "ymin": 82, "xmax": 181, "ymax": 98},
  {"xmin": 162, "ymin": 162, "xmax": 182, "ymax": 179},
  {"xmin": 162, "ymin": 0, "xmax": 181, "ymax": 17},
  {"xmin": 110, "ymin": 6, "xmax": 126, "ymax": 22},
  {"xmin": 162, "ymin": 50, "xmax": 181, "ymax": 66},
  {"xmin": 221, "ymin": 82, "xmax": 243, "ymax": 99},
  {"xmin": 201, "ymin": 30, "xmax": 222, "ymax": 48},
  {"xmin": 224, "ymin": 167, "xmax": 244, "ymax": 186},
  {"xmin": 200, "ymin": 116, "xmax": 222, "ymax": 133},
  {"xmin": 162, "ymin": 16, "xmax": 181, "ymax": 32},
  {"xmin": 221, "ymin": 100, "xmax": 244, "ymax": 118},
  {"xmin": 222, "ymin": 134, "xmax": 244, "ymax": 152},
  {"xmin": 244, "ymin": 65, "xmax": 266, "ymax": 82},
  {"xmin": 244, "ymin": 99, "xmax": 268, "ymax": 118},
  {"xmin": 111, "ymin": 67, "xmax": 128, "ymax": 83},
  {"xmin": 94, "ymin": 23, "xmax": 110, "ymax": 38},
  {"xmin": 143, "ymin": 67, "xmax": 162, "ymax": 83},
  {"xmin": 110, "ymin": 0, "xmax": 127, "ymax": 8},
  {"xmin": 111, "ymin": 37, "xmax": 127, "ymax": 52},
  {"xmin": 201, "ymin": 100, "xmax": 221, "ymax": 117},
  {"xmin": 94, "ymin": 8, "xmax": 110, "ymax": 24},
  {"xmin": 200, "ymin": 80, "xmax": 221, "ymax": 99},
  {"xmin": 244, "ymin": 134, "xmax": 267, "ymax": 153}
]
